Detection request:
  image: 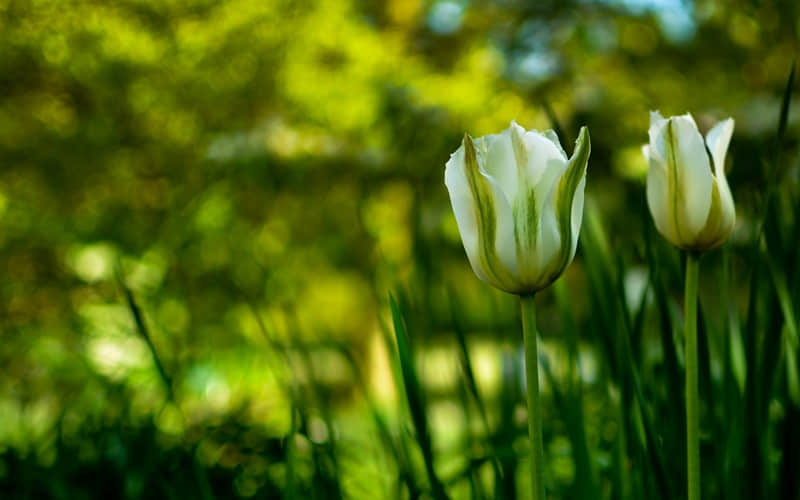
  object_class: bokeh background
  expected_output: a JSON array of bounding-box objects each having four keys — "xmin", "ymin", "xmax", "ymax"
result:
[{"xmin": 2, "ymin": 0, "xmax": 799, "ymax": 498}]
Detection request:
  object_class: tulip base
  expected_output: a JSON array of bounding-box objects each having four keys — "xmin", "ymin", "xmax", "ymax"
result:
[{"xmin": 521, "ymin": 294, "xmax": 546, "ymax": 500}]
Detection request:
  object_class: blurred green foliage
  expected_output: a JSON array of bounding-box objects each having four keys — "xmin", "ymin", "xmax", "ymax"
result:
[{"xmin": 1, "ymin": 0, "xmax": 799, "ymax": 498}]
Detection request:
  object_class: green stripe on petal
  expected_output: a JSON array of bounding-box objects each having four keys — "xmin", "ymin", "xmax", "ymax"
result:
[
  {"xmin": 463, "ymin": 134, "xmax": 516, "ymax": 290},
  {"xmin": 551, "ymin": 126, "xmax": 590, "ymax": 282},
  {"xmin": 509, "ymin": 124, "xmax": 538, "ymax": 274},
  {"xmin": 664, "ymin": 120, "xmax": 685, "ymax": 243}
]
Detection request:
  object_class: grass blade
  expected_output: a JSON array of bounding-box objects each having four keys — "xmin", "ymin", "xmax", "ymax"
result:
[
  {"xmin": 390, "ymin": 293, "xmax": 450, "ymax": 500},
  {"xmin": 447, "ymin": 289, "xmax": 505, "ymax": 492},
  {"xmin": 118, "ymin": 271, "xmax": 174, "ymax": 403},
  {"xmin": 118, "ymin": 271, "xmax": 216, "ymax": 500},
  {"xmin": 553, "ymin": 280, "xmax": 597, "ymax": 500}
]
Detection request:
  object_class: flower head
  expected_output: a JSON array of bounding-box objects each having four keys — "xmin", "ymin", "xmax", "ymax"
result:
[
  {"xmin": 644, "ymin": 111, "xmax": 736, "ymax": 252},
  {"xmin": 445, "ymin": 121, "xmax": 590, "ymax": 295}
]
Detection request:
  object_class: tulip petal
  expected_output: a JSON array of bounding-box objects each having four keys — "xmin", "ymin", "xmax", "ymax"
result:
[
  {"xmin": 648, "ymin": 110, "xmax": 669, "ymax": 163},
  {"xmin": 479, "ymin": 123, "xmax": 523, "ymax": 203},
  {"xmin": 508, "ymin": 125, "xmax": 540, "ymax": 280},
  {"xmin": 515, "ymin": 125, "xmax": 570, "ymax": 188},
  {"xmin": 646, "ymin": 112, "xmax": 676, "ymax": 245},
  {"xmin": 705, "ymin": 118, "xmax": 734, "ymax": 179},
  {"xmin": 569, "ymin": 175, "xmax": 587, "ymax": 260},
  {"xmin": 509, "ymin": 125, "xmax": 570, "ymax": 286},
  {"xmin": 705, "ymin": 118, "xmax": 736, "ymax": 243},
  {"xmin": 548, "ymin": 126, "xmax": 590, "ymax": 284},
  {"xmin": 445, "ymin": 135, "xmax": 520, "ymax": 292},
  {"xmin": 664, "ymin": 114, "xmax": 713, "ymax": 241},
  {"xmin": 542, "ymin": 129, "xmax": 568, "ymax": 160},
  {"xmin": 445, "ymin": 144, "xmax": 484, "ymax": 281},
  {"xmin": 522, "ymin": 158, "xmax": 562, "ymax": 286},
  {"xmin": 535, "ymin": 199, "xmax": 561, "ymax": 286},
  {"xmin": 692, "ymin": 180, "xmax": 734, "ymax": 250},
  {"xmin": 646, "ymin": 147, "xmax": 679, "ymax": 245},
  {"xmin": 715, "ymin": 176, "xmax": 736, "ymax": 241}
]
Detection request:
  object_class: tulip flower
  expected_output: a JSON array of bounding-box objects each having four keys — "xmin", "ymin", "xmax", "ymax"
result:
[
  {"xmin": 444, "ymin": 120, "xmax": 590, "ymax": 500},
  {"xmin": 643, "ymin": 110, "xmax": 735, "ymax": 500},
  {"xmin": 444, "ymin": 121, "xmax": 591, "ymax": 295},
  {"xmin": 643, "ymin": 111, "xmax": 735, "ymax": 252}
]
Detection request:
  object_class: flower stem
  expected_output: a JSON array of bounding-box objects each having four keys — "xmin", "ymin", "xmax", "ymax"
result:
[
  {"xmin": 685, "ymin": 253, "xmax": 700, "ymax": 500},
  {"xmin": 520, "ymin": 294, "xmax": 546, "ymax": 500}
]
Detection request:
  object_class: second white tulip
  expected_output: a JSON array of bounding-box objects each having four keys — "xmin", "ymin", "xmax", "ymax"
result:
[{"xmin": 644, "ymin": 111, "xmax": 736, "ymax": 252}]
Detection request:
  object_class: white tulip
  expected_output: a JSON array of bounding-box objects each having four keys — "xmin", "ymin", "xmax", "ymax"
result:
[
  {"xmin": 644, "ymin": 111, "xmax": 736, "ymax": 252},
  {"xmin": 445, "ymin": 121, "xmax": 590, "ymax": 295}
]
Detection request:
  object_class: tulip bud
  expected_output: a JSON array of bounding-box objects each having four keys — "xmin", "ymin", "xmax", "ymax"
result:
[
  {"xmin": 445, "ymin": 121, "xmax": 590, "ymax": 295},
  {"xmin": 644, "ymin": 111, "xmax": 736, "ymax": 252}
]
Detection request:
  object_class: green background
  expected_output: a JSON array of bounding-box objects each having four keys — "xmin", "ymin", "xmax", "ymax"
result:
[{"xmin": 1, "ymin": 0, "xmax": 799, "ymax": 498}]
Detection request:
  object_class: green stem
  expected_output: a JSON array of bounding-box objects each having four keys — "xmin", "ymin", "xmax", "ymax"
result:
[
  {"xmin": 685, "ymin": 253, "xmax": 700, "ymax": 500},
  {"xmin": 521, "ymin": 294, "xmax": 546, "ymax": 500}
]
